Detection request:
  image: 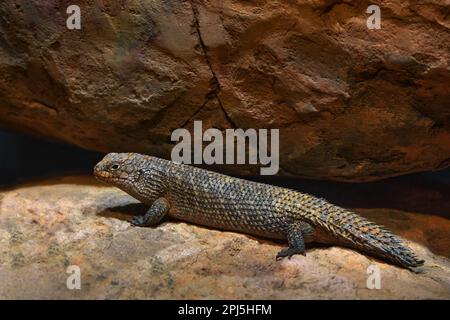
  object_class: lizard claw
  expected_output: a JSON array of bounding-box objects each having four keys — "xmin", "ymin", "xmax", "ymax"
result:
[
  {"xmin": 276, "ymin": 247, "xmax": 306, "ymax": 260},
  {"xmin": 131, "ymin": 215, "xmax": 147, "ymax": 227}
]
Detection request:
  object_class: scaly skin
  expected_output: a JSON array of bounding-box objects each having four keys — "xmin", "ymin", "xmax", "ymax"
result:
[{"xmin": 94, "ymin": 152, "xmax": 424, "ymax": 270}]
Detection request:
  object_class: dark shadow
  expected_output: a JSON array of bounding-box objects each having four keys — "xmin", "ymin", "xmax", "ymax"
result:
[
  {"xmin": 0, "ymin": 129, "xmax": 449, "ymax": 218},
  {"xmin": 247, "ymin": 172, "xmax": 450, "ymax": 219},
  {"xmin": 0, "ymin": 175, "xmax": 110, "ymax": 192},
  {"xmin": 0, "ymin": 130, "xmax": 103, "ymax": 186},
  {"xmin": 97, "ymin": 202, "xmax": 148, "ymax": 221}
]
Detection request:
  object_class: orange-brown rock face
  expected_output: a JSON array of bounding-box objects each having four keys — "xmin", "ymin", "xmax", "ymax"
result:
[{"xmin": 0, "ymin": 1, "xmax": 449, "ymax": 181}]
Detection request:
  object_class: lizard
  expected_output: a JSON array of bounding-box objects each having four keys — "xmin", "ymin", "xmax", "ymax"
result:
[{"xmin": 94, "ymin": 152, "xmax": 424, "ymax": 271}]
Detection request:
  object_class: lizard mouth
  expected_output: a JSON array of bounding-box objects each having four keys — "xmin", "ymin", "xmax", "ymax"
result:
[
  {"xmin": 94, "ymin": 170, "xmax": 111, "ymax": 180},
  {"xmin": 94, "ymin": 169, "xmax": 113, "ymax": 182},
  {"xmin": 94, "ymin": 171, "xmax": 131, "ymax": 186},
  {"xmin": 93, "ymin": 165, "xmax": 118, "ymax": 182},
  {"xmin": 93, "ymin": 166, "xmax": 136, "ymax": 184}
]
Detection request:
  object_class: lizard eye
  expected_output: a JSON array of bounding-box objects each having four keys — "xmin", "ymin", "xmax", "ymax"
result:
[{"xmin": 110, "ymin": 164, "xmax": 120, "ymax": 171}]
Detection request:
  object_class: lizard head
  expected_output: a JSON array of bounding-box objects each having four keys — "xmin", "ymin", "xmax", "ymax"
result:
[
  {"xmin": 94, "ymin": 152, "xmax": 145, "ymax": 189},
  {"xmin": 95, "ymin": 152, "xmax": 168, "ymax": 204}
]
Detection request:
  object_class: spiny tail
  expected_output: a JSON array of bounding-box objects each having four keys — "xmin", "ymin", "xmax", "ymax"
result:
[{"xmin": 300, "ymin": 196, "xmax": 424, "ymax": 270}]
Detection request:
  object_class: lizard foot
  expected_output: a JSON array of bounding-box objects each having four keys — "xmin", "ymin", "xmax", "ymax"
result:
[
  {"xmin": 276, "ymin": 247, "xmax": 306, "ymax": 261},
  {"xmin": 130, "ymin": 215, "xmax": 148, "ymax": 227},
  {"xmin": 130, "ymin": 198, "xmax": 169, "ymax": 227}
]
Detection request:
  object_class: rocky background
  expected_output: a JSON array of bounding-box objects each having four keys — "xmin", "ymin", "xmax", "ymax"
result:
[{"xmin": 0, "ymin": 0, "xmax": 449, "ymax": 181}]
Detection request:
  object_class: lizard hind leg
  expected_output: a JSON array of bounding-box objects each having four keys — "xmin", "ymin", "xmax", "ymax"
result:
[{"xmin": 276, "ymin": 221, "xmax": 315, "ymax": 260}]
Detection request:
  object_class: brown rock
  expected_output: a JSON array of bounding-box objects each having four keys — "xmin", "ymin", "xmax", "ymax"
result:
[
  {"xmin": 0, "ymin": 1, "xmax": 449, "ymax": 181},
  {"xmin": 0, "ymin": 176, "xmax": 449, "ymax": 299}
]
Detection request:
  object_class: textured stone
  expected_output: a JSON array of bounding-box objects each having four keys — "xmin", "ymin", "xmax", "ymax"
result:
[
  {"xmin": 0, "ymin": 1, "xmax": 449, "ymax": 181},
  {"xmin": 0, "ymin": 176, "xmax": 448, "ymax": 299}
]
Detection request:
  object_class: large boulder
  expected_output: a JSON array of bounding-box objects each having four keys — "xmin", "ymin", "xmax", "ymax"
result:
[
  {"xmin": 0, "ymin": 176, "xmax": 449, "ymax": 299},
  {"xmin": 0, "ymin": 0, "xmax": 449, "ymax": 181}
]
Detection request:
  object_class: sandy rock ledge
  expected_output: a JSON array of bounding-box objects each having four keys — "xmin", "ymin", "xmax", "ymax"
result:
[{"xmin": 0, "ymin": 176, "xmax": 449, "ymax": 299}]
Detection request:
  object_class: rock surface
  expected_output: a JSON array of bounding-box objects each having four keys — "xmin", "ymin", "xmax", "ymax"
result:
[
  {"xmin": 0, "ymin": 1, "xmax": 449, "ymax": 181},
  {"xmin": 0, "ymin": 176, "xmax": 449, "ymax": 299}
]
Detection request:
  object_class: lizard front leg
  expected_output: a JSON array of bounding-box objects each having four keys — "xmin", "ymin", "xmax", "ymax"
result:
[
  {"xmin": 131, "ymin": 197, "xmax": 170, "ymax": 227},
  {"xmin": 276, "ymin": 221, "xmax": 314, "ymax": 260}
]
